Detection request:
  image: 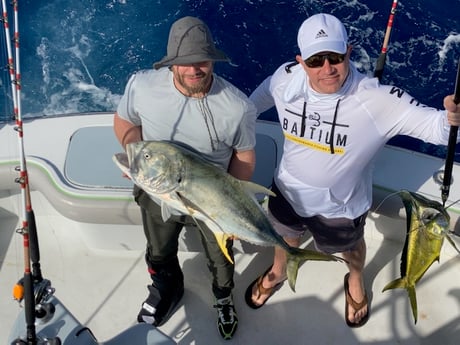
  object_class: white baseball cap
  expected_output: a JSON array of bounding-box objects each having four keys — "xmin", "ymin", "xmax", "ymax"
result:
[{"xmin": 297, "ymin": 13, "xmax": 348, "ymax": 59}]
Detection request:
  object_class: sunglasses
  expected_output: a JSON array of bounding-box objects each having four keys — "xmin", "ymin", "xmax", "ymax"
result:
[{"xmin": 304, "ymin": 53, "xmax": 347, "ymax": 68}]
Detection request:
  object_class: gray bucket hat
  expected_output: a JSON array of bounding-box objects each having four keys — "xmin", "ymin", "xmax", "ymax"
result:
[{"xmin": 154, "ymin": 16, "xmax": 229, "ymax": 70}]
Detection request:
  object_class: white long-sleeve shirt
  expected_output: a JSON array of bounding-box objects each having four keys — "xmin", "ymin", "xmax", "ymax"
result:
[{"xmin": 250, "ymin": 62, "xmax": 452, "ymax": 219}]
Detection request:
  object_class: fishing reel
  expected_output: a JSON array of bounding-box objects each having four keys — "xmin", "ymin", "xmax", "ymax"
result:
[
  {"xmin": 433, "ymin": 170, "xmax": 454, "ymax": 187},
  {"xmin": 12, "ymin": 277, "xmax": 56, "ymax": 323},
  {"xmin": 11, "ymin": 338, "xmax": 62, "ymax": 345}
]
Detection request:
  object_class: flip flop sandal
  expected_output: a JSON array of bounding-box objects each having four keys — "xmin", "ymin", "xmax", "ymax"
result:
[
  {"xmin": 245, "ymin": 266, "xmax": 285, "ymax": 309},
  {"xmin": 344, "ymin": 273, "xmax": 370, "ymax": 328}
]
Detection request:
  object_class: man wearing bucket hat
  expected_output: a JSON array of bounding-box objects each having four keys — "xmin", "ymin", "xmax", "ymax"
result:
[
  {"xmin": 114, "ymin": 16, "xmax": 257, "ymax": 339},
  {"xmin": 244, "ymin": 13, "xmax": 460, "ymax": 327}
]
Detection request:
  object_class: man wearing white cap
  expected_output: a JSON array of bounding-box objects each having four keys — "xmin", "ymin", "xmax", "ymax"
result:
[
  {"xmin": 114, "ymin": 16, "xmax": 257, "ymax": 339},
  {"xmin": 245, "ymin": 13, "xmax": 460, "ymax": 327}
]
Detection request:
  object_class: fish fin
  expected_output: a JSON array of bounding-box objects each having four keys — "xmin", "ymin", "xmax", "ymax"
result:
[
  {"xmin": 112, "ymin": 153, "xmax": 132, "ymax": 178},
  {"xmin": 407, "ymin": 285, "xmax": 418, "ymax": 324},
  {"xmin": 446, "ymin": 233, "xmax": 460, "ymax": 254},
  {"xmin": 399, "ymin": 191, "xmax": 414, "ymax": 279},
  {"xmin": 241, "ymin": 180, "xmax": 276, "ymax": 197},
  {"xmin": 382, "ymin": 276, "xmax": 418, "ymax": 322},
  {"xmin": 285, "ymin": 248, "xmax": 347, "ymax": 293},
  {"xmin": 382, "ymin": 277, "xmax": 407, "ymax": 292},
  {"xmin": 286, "ymin": 252, "xmax": 301, "ymax": 292},
  {"xmin": 213, "ymin": 231, "xmax": 234, "ymax": 264},
  {"xmin": 289, "ymin": 247, "xmax": 347, "ymax": 264},
  {"xmin": 182, "ymin": 208, "xmax": 235, "ymax": 264},
  {"xmin": 175, "ymin": 193, "xmax": 240, "ymax": 251},
  {"xmin": 160, "ymin": 201, "xmax": 174, "ymax": 221}
]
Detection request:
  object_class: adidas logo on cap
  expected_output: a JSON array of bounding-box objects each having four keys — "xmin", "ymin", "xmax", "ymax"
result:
[{"xmin": 315, "ymin": 29, "xmax": 328, "ymax": 39}]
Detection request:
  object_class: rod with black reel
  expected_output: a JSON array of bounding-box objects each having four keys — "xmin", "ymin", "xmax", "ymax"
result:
[
  {"xmin": 441, "ymin": 58, "xmax": 460, "ymax": 207},
  {"xmin": 1, "ymin": 1, "xmax": 36, "ymax": 343}
]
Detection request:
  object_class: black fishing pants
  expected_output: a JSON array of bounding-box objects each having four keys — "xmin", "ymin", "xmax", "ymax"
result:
[{"xmin": 134, "ymin": 187, "xmax": 234, "ymax": 299}]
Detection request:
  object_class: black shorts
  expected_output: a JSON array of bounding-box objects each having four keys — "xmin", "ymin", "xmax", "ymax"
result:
[{"xmin": 267, "ymin": 182, "xmax": 367, "ymax": 254}]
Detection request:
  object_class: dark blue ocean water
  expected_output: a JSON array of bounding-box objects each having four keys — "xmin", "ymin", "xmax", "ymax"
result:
[{"xmin": 1, "ymin": 0, "xmax": 460, "ymax": 158}]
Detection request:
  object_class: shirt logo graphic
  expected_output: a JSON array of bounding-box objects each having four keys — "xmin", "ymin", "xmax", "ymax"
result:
[{"xmin": 283, "ymin": 104, "xmax": 349, "ymax": 155}]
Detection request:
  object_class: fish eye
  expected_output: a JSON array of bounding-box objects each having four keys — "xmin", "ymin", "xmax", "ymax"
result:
[
  {"xmin": 143, "ymin": 152, "xmax": 151, "ymax": 160},
  {"xmin": 421, "ymin": 208, "xmax": 438, "ymax": 224}
]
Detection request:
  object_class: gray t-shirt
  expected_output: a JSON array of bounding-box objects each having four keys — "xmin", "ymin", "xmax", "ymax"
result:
[{"xmin": 117, "ymin": 68, "xmax": 257, "ymax": 170}]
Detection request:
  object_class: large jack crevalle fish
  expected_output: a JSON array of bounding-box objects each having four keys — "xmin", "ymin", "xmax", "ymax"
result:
[
  {"xmin": 382, "ymin": 190, "xmax": 460, "ymax": 323},
  {"xmin": 113, "ymin": 141, "xmax": 345, "ymax": 291}
]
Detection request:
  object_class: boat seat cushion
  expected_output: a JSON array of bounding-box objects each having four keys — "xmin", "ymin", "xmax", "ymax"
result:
[{"xmin": 64, "ymin": 126, "xmax": 279, "ymax": 190}]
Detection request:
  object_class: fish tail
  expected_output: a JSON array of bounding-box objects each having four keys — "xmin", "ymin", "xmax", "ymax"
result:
[
  {"xmin": 286, "ymin": 252, "xmax": 301, "ymax": 293},
  {"xmin": 382, "ymin": 277, "xmax": 407, "ymax": 292},
  {"xmin": 285, "ymin": 248, "xmax": 346, "ymax": 292},
  {"xmin": 407, "ymin": 286, "xmax": 418, "ymax": 324},
  {"xmin": 289, "ymin": 247, "xmax": 346, "ymax": 263},
  {"xmin": 382, "ymin": 277, "xmax": 418, "ymax": 323}
]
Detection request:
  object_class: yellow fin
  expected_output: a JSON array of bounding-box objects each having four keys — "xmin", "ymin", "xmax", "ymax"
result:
[
  {"xmin": 180, "ymin": 200, "xmax": 234, "ymax": 264},
  {"xmin": 214, "ymin": 232, "xmax": 234, "ymax": 264}
]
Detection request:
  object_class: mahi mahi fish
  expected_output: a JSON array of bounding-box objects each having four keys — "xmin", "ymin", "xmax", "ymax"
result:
[
  {"xmin": 382, "ymin": 190, "xmax": 460, "ymax": 323},
  {"xmin": 113, "ymin": 140, "xmax": 346, "ymax": 291}
]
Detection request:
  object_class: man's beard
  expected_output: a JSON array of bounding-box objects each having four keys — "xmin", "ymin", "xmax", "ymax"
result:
[{"xmin": 174, "ymin": 70, "xmax": 212, "ymax": 95}]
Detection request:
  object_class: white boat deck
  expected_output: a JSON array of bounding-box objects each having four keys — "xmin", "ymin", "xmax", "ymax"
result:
[
  {"xmin": 1, "ymin": 190, "xmax": 460, "ymax": 344},
  {"xmin": 1, "ymin": 113, "xmax": 460, "ymax": 344}
]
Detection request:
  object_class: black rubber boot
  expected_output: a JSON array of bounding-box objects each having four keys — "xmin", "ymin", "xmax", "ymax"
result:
[{"xmin": 137, "ymin": 256, "xmax": 184, "ymax": 326}]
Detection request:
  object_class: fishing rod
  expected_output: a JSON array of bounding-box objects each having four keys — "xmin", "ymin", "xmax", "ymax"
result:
[
  {"xmin": 12, "ymin": 0, "xmax": 45, "ymax": 287},
  {"xmin": 1, "ymin": 0, "xmax": 38, "ymax": 343},
  {"xmin": 3, "ymin": 1, "xmax": 57, "ymax": 344},
  {"xmin": 441, "ymin": 59, "xmax": 460, "ymax": 207},
  {"xmin": 12, "ymin": 0, "xmax": 44, "ymax": 284},
  {"xmin": 374, "ymin": 0, "xmax": 398, "ymax": 81},
  {"xmin": 286, "ymin": 1, "xmax": 400, "ymax": 76}
]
